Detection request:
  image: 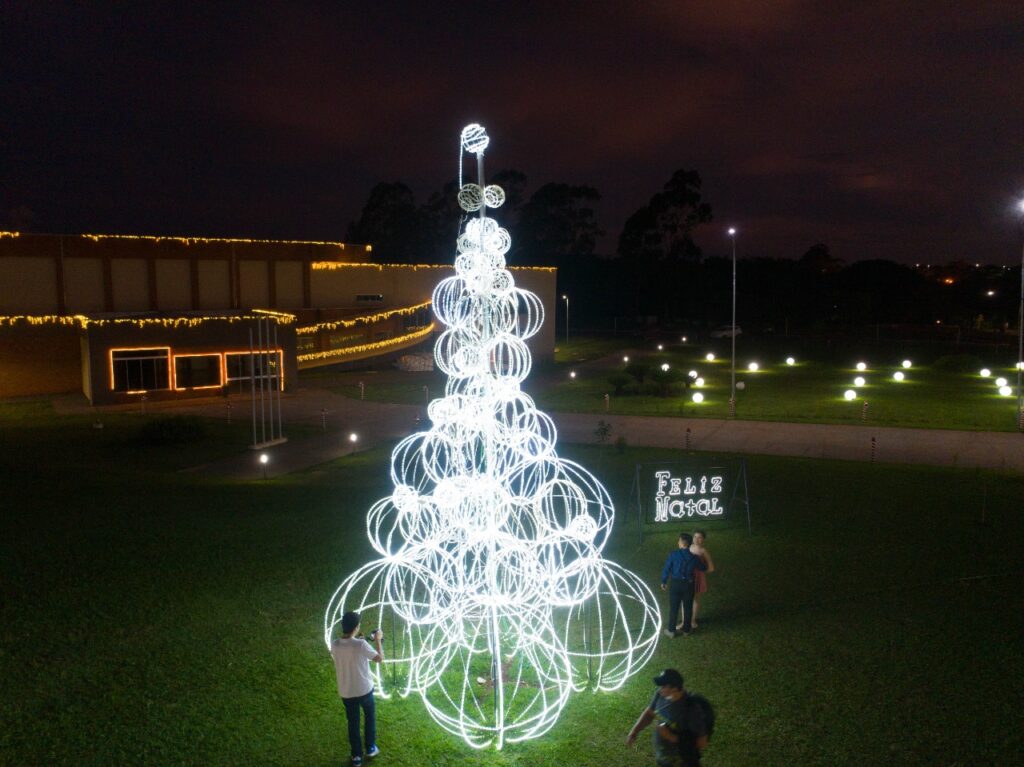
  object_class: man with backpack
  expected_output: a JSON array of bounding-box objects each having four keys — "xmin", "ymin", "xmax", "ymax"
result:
[{"xmin": 626, "ymin": 668, "xmax": 712, "ymax": 767}]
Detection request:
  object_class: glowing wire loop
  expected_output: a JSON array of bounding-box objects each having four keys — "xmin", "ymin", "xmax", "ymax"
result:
[{"xmin": 325, "ymin": 124, "xmax": 658, "ymax": 750}]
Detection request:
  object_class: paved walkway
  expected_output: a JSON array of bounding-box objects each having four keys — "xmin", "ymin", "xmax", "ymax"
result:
[{"xmin": 57, "ymin": 387, "xmax": 1021, "ymax": 478}]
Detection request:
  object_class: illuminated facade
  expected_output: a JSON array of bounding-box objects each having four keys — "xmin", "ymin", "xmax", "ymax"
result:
[{"xmin": 0, "ymin": 232, "xmax": 556, "ymax": 402}]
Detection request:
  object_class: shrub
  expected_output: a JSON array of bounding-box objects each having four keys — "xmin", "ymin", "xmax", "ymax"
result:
[
  {"xmin": 624, "ymin": 361, "xmax": 650, "ymax": 384},
  {"xmin": 932, "ymin": 354, "xmax": 982, "ymax": 372},
  {"xmin": 650, "ymin": 367, "xmax": 683, "ymax": 396},
  {"xmin": 606, "ymin": 372, "xmax": 632, "ymax": 395},
  {"xmin": 594, "ymin": 420, "xmax": 612, "ymax": 444},
  {"xmin": 139, "ymin": 416, "xmax": 208, "ymax": 446}
]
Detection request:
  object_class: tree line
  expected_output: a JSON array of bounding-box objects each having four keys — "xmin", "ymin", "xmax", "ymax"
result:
[{"xmin": 346, "ymin": 173, "xmax": 1021, "ymax": 334}]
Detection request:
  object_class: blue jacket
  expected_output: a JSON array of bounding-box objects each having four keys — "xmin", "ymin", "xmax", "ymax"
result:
[{"xmin": 661, "ymin": 548, "xmax": 708, "ymax": 584}]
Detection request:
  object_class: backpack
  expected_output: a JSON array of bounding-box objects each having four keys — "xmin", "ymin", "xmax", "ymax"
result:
[{"xmin": 686, "ymin": 693, "xmax": 715, "ymax": 741}]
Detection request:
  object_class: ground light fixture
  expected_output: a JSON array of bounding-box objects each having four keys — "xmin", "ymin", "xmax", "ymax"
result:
[
  {"xmin": 623, "ymin": 355, "xmax": 630, "ymax": 363},
  {"xmin": 999, "ymin": 385, "xmax": 1013, "ymax": 396},
  {"xmin": 844, "ymin": 389, "xmax": 857, "ymax": 400},
  {"xmin": 259, "ymin": 452, "xmax": 269, "ymax": 479},
  {"xmin": 856, "ymin": 362, "xmax": 867, "ymax": 371},
  {"xmin": 688, "ymin": 370, "xmax": 698, "ymax": 378},
  {"xmin": 694, "ymin": 377, "xmax": 705, "ymax": 387},
  {"xmin": 692, "ymin": 392, "xmax": 704, "ymax": 403},
  {"xmin": 854, "ymin": 376, "xmax": 866, "ymax": 387},
  {"xmin": 348, "ymin": 432, "xmax": 358, "ymax": 443},
  {"xmin": 786, "ymin": 357, "xmax": 795, "ymax": 365},
  {"xmin": 747, "ymin": 362, "xmax": 759, "ymax": 371},
  {"xmin": 996, "ymin": 377, "xmax": 1008, "ymax": 387},
  {"xmin": 902, "ymin": 360, "xmax": 912, "ymax": 368},
  {"xmin": 980, "ymin": 368, "xmax": 991, "ymax": 377},
  {"xmin": 736, "ymin": 381, "xmax": 746, "ymax": 390},
  {"xmin": 893, "ymin": 371, "xmax": 905, "ymax": 381},
  {"xmin": 680, "ymin": 336, "xmax": 688, "ymax": 342},
  {"xmin": 660, "ymin": 363, "xmax": 670, "ymax": 371},
  {"xmin": 569, "ymin": 371, "xmax": 576, "ymax": 379},
  {"xmin": 706, "ymin": 353, "xmax": 715, "ymax": 361},
  {"xmin": 657, "ymin": 344, "xmax": 663, "ymax": 351}
]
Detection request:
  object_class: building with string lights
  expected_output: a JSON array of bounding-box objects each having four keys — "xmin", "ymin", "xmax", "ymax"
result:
[{"xmin": 0, "ymin": 231, "xmax": 556, "ymax": 405}]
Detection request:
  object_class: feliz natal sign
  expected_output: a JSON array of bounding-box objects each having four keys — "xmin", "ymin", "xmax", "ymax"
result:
[{"xmin": 653, "ymin": 470, "xmax": 726, "ymax": 521}]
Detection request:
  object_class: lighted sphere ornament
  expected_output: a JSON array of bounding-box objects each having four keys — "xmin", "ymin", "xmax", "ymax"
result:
[
  {"xmin": 694, "ymin": 377, "xmax": 705, "ymax": 387},
  {"xmin": 688, "ymin": 370, "xmax": 698, "ymax": 379},
  {"xmin": 747, "ymin": 362, "xmax": 759, "ymax": 372},
  {"xmin": 706, "ymin": 353, "xmax": 715, "ymax": 362},
  {"xmin": 661, "ymin": 363, "xmax": 670, "ymax": 371},
  {"xmin": 736, "ymin": 381, "xmax": 746, "ymax": 390},
  {"xmin": 980, "ymin": 368, "xmax": 991, "ymax": 378},
  {"xmin": 893, "ymin": 371, "xmax": 905, "ymax": 381},
  {"xmin": 325, "ymin": 125, "xmax": 659, "ymax": 751},
  {"xmin": 999, "ymin": 385, "xmax": 1013, "ymax": 396},
  {"xmin": 902, "ymin": 360, "xmax": 912, "ymax": 369},
  {"xmin": 692, "ymin": 392, "xmax": 704, "ymax": 403},
  {"xmin": 856, "ymin": 362, "xmax": 867, "ymax": 371},
  {"xmin": 854, "ymin": 376, "xmax": 866, "ymax": 387},
  {"xmin": 995, "ymin": 377, "xmax": 1008, "ymax": 388},
  {"xmin": 844, "ymin": 389, "xmax": 857, "ymax": 400},
  {"xmin": 786, "ymin": 357, "xmax": 795, "ymax": 366}
]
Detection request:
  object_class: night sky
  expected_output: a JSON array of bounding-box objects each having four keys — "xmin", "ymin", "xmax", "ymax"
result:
[{"xmin": 3, "ymin": 2, "xmax": 1023, "ymax": 264}]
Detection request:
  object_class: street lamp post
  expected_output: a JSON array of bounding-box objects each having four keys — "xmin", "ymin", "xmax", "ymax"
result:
[
  {"xmin": 562, "ymin": 294, "xmax": 569, "ymax": 346},
  {"xmin": 728, "ymin": 227, "xmax": 738, "ymax": 416},
  {"xmin": 1016, "ymin": 200, "xmax": 1024, "ymax": 430}
]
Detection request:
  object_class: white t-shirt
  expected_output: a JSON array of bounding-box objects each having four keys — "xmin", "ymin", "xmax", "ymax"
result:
[{"xmin": 331, "ymin": 637, "xmax": 379, "ymax": 699}]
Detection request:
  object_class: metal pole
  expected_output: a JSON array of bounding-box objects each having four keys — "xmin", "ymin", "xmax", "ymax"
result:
[
  {"xmin": 274, "ymin": 320, "xmax": 283, "ymax": 440},
  {"xmin": 249, "ymin": 328, "xmax": 257, "ymax": 447},
  {"xmin": 257, "ymin": 318, "xmax": 266, "ymax": 444},
  {"xmin": 730, "ymin": 231, "xmax": 737, "ymax": 413},
  {"xmin": 563, "ymin": 295, "xmax": 569, "ymax": 345},
  {"xmin": 1017, "ymin": 231, "xmax": 1023, "ymax": 431}
]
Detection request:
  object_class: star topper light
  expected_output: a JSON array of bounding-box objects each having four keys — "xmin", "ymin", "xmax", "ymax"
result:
[{"xmin": 324, "ymin": 124, "xmax": 659, "ymax": 749}]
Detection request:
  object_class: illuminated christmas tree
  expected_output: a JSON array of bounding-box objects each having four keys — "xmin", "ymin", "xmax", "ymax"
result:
[{"xmin": 325, "ymin": 124, "xmax": 659, "ymax": 749}]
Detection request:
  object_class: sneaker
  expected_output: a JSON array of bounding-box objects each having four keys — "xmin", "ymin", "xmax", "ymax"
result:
[
  {"xmin": 663, "ymin": 629, "xmax": 676, "ymax": 638},
  {"xmin": 352, "ymin": 758, "xmax": 363, "ymax": 767},
  {"xmin": 366, "ymin": 745, "xmax": 380, "ymax": 758}
]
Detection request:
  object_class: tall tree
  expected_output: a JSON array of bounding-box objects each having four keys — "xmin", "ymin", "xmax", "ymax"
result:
[
  {"xmin": 419, "ymin": 179, "xmax": 463, "ymax": 263},
  {"xmin": 515, "ymin": 182, "xmax": 603, "ymax": 267},
  {"xmin": 346, "ymin": 182, "xmax": 423, "ymax": 263}
]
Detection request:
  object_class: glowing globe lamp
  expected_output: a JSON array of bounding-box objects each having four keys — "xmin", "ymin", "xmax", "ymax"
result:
[
  {"xmin": 688, "ymin": 370, "xmax": 698, "ymax": 379},
  {"xmin": 569, "ymin": 371, "xmax": 577, "ymax": 379},
  {"xmin": 844, "ymin": 389, "xmax": 857, "ymax": 401},
  {"xmin": 706, "ymin": 353, "xmax": 715, "ymax": 362},
  {"xmin": 748, "ymin": 362, "xmax": 759, "ymax": 372},
  {"xmin": 995, "ymin": 377, "xmax": 1007, "ymax": 387},
  {"xmin": 348, "ymin": 432, "xmax": 358, "ymax": 443},
  {"xmin": 856, "ymin": 362, "xmax": 867, "ymax": 371},
  {"xmin": 692, "ymin": 392, "xmax": 704, "ymax": 403},
  {"xmin": 736, "ymin": 381, "xmax": 746, "ymax": 390},
  {"xmin": 786, "ymin": 357, "xmax": 795, "ymax": 365},
  {"xmin": 854, "ymin": 376, "xmax": 866, "ymax": 387},
  {"xmin": 999, "ymin": 385, "xmax": 1013, "ymax": 396},
  {"xmin": 893, "ymin": 371, "xmax": 905, "ymax": 381},
  {"xmin": 694, "ymin": 377, "xmax": 705, "ymax": 387},
  {"xmin": 980, "ymin": 368, "xmax": 991, "ymax": 378},
  {"xmin": 660, "ymin": 363, "xmax": 670, "ymax": 372},
  {"xmin": 681, "ymin": 336, "xmax": 688, "ymax": 342},
  {"xmin": 623, "ymin": 355, "xmax": 630, "ymax": 363},
  {"xmin": 657, "ymin": 344, "xmax": 663, "ymax": 351},
  {"xmin": 902, "ymin": 360, "xmax": 912, "ymax": 368}
]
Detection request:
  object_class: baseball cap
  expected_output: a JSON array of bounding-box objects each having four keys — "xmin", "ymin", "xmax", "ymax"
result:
[{"xmin": 653, "ymin": 668, "xmax": 684, "ymax": 688}]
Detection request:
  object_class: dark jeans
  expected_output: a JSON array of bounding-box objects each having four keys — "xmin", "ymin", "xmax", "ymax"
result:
[
  {"xmin": 668, "ymin": 578, "xmax": 695, "ymax": 633},
  {"xmin": 342, "ymin": 691, "xmax": 376, "ymax": 758}
]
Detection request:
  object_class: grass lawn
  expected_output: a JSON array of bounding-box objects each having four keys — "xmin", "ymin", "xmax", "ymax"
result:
[
  {"xmin": 302, "ymin": 336, "xmax": 1023, "ymax": 431},
  {"xmin": 1, "ymin": 404, "xmax": 1022, "ymax": 765}
]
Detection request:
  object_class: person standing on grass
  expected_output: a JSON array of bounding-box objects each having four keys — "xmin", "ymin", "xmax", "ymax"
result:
[
  {"xmin": 684, "ymin": 530, "xmax": 715, "ymax": 631},
  {"xmin": 660, "ymin": 532, "xmax": 707, "ymax": 637},
  {"xmin": 626, "ymin": 668, "xmax": 708, "ymax": 767},
  {"xmin": 331, "ymin": 611, "xmax": 383, "ymax": 767}
]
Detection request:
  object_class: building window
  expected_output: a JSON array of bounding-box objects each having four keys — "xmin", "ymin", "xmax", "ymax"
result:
[
  {"xmin": 355, "ymin": 293, "xmax": 384, "ymax": 303},
  {"xmin": 225, "ymin": 351, "xmax": 283, "ymax": 388},
  {"xmin": 111, "ymin": 348, "xmax": 170, "ymax": 392},
  {"xmin": 173, "ymin": 354, "xmax": 222, "ymax": 390}
]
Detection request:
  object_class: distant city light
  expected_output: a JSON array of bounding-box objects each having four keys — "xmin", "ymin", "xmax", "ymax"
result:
[
  {"xmin": 854, "ymin": 376, "xmax": 866, "ymax": 387},
  {"xmin": 856, "ymin": 362, "xmax": 867, "ymax": 371},
  {"xmin": 999, "ymin": 385, "xmax": 1013, "ymax": 396},
  {"xmin": 692, "ymin": 392, "xmax": 704, "ymax": 403},
  {"xmin": 786, "ymin": 357, "xmax": 795, "ymax": 365},
  {"xmin": 705, "ymin": 353, "xmax": 715, "ymax": 362},
  {"xmin": 902, "ymin": 360, "xmax": 912, "ymax": 368},
  {"xmin": 844, "ymin": 389, "xmax": 857, "ymax": 401},
  {"xmin": 980, "ymin": 368, "xmax": 991, "ymax": 378},
  {"xmin": 893, "ymin": 371, "xmax": 905, "ymax": 381},
  {"xmin": 747, "ymin": 362, "xmax": 759, "ymax": 372}
]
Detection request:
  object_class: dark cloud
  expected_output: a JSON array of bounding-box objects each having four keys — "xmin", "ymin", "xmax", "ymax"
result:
[{"xmin": 2, "ymin": 1, "xmax": 1022, "ymax": 263}]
